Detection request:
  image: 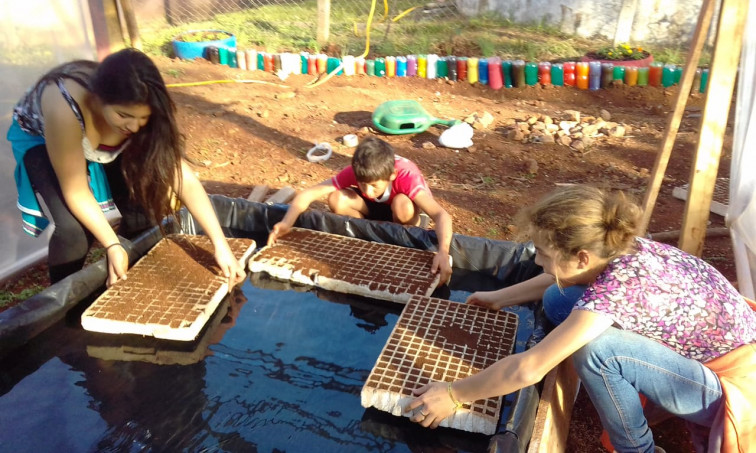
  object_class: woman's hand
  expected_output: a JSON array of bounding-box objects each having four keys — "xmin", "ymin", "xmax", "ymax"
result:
[
  {"xmin": 466, "ymin": 291, "xmax": 503, "ymax": 310},
  {"xmin": 106, "ymin": 244, "xmax": 129, "ymax": 287},
  {"xmin": 215, "ymin": 243, "xmax": 246, "ymax": 289},
  {"xmin": 404, "ymin": 381, "xmax": 458, "ymax": 428}
]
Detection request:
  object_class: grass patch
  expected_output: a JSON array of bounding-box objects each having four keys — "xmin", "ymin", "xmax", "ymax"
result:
[
  {"xmin": 138, "ymin": 5, "xmax": 621, "ymax": 61},
  {"xmin": 0, "ymin": 285, "xmax": 44, "ymax": 311}
]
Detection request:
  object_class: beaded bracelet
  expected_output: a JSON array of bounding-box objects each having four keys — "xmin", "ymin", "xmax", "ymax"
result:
[{"xmin": 447, "ymin": 382, "xmax": 463, "ymax": 411}]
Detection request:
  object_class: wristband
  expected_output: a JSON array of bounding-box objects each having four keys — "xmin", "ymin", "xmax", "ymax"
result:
[
  {"xmin": 105, "ymin": 242, "xmax": 123, "ymax": 252},
  {"xmin": 447, "ymin": 382, "xmax": 463, "ymax": 411}
]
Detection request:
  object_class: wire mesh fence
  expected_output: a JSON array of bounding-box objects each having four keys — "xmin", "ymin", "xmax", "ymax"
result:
[{"xmin": 135, "ymin": 0, "xmax": 478, "ymax": 58}]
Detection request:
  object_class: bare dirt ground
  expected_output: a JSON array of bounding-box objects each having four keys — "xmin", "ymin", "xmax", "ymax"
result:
[{"xmin": 4, "ymin": 55, "xmax": 736, "ymax": 452}]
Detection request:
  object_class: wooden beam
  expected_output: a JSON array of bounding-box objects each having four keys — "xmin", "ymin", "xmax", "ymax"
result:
[
  {"xmin": 317, "ymin": 0, "xmax": 331, "ymax": 44},
  {"xmin": 679, "ymin": 0, "xmax": 748, "ymax": 256},
  {"xmin": 266, "ymin": 187, "xmax": 297, "ymax": 205},
  {"xmin": 527, "ymin": 359, "xmax": 580, "ymax": 453},
  {"xmin": 246, "ymin": 185, "xmax": 270, "ymax": 203},
  {"xmin": 88, "ymin": 0, "xmax": 126, "ymax": 60},
  {"xmin": 119, "ymin": 0, "xmax": 142, "ymax": 50},
  {"xmin": 637, "ymin": 0, "xmax": 718, "ymax": 235},
  {"xmin": 613, "ymin": 0, "xmax": 638, "ymax": 46}
]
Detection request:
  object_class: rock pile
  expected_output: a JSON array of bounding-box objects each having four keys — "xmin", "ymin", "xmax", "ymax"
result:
[{"xmin": 502, "ymin": 109, "xmax": 630, "ymax": 152}]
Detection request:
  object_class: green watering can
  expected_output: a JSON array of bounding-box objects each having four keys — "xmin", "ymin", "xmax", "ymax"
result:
[{"xmin": 372, "ymin": 100, "xmax": 459, "ymax": 135}]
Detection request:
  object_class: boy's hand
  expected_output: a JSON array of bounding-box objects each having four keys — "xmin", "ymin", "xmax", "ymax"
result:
[
  {"xmin": 267, "ymin": 222, "xmax": 291, "ymax": 246},
  {"xmin": 431, "ymin": 251, "xmax": 452, "ymax": 285}
]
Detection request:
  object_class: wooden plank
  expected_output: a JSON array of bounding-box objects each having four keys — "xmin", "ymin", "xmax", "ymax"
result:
[
  {"xmin": 118, "ymin": 0, "xmax": 142, "ymax": 50},
  {"xmin": 265, "ymin": 186, "xmax": 297, "ymax": 205},
  {"xmin": 246, "ymin": 184, "xmax": 270, "ymax": 203},
  {"xmin": 317, "ymin": 0, "xmax": 331, "ymax": 44},
  {"xmin": 613, "ymin": 0, "xmax": 638, "ymax": 46},
  {"xmin": 527, "ymin": 359, "xmax": 581, "ymax": 453},
  {"xmin": 679, "ymin": 0, "xmax": 748, "ymax": 256},
  {"xmin": 637, "ymin": 0, "xmax": 718, "ymax": 235}
]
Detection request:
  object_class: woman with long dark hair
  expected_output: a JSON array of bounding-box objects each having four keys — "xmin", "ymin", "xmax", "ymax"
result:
[{"xmin": 7, "ymin": 48, "xmax": 245, "ymax": 287}]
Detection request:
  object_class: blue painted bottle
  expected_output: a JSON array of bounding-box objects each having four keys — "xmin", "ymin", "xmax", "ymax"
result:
[
  {"xmin": 502, "ymin": 60, "xmax": 513, "ymax": 88},
  {"xmin": 478, "ymin": 58, "xmax": 489, "ymax": 85},
  {"xmin": 396, "ymin": 56, "xmax": 407, "ymax": 76},
  {"xmin": 588, "ymin": 61, "xmax": 601, "ymax": 90}
]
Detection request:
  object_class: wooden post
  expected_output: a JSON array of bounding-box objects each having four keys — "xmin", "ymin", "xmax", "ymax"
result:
[
  {"xmin": 637, "ymin": 0, "xmax": 718, "ymax": 235},
  {"xmin": 119, "ymin": 0, "xmax": 142, "ymax": 50},
  {"xmin": 88, "ymin": 0, "xmax": 126, "ymax": 60},
  {"xmin": 527, "ymin": 359, "xmax": 580, "ymax": 453},
  {"xmin": 317, "ymin": 0, "xmax": 331, "ymax": 44},
  {"xmin": 678, "ymin": 0, "xmax": 748, "ymax": 256},
  {"xmin": 613, "ymin": 0, "xmax": 638, "ymax": 46}
]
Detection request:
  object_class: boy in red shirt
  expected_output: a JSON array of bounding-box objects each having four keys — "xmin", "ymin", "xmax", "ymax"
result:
[{"xmin": 268, "ymin": 137, "xmax": 453, "ymax": 283}]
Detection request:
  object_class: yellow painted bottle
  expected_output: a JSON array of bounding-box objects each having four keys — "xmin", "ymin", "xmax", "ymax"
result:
[
  {"xmin": 418, "ymin": 55, "xmax": 427, "ymax": 78},
  {"xmin": 467, "ymin": 57, "xmax": 479, "ymax": 84}
]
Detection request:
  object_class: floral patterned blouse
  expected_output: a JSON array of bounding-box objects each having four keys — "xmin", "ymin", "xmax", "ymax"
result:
[{"xmin": 575, "ymin": 237, "xmax": 756, "ymax": 362}]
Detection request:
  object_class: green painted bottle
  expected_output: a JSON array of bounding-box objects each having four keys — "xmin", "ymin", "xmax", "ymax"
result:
[
  {"xmin": 366, "ymin": 59, "xmax": 376, "ymax": 76},
  {"xmin": 612, "ymin": 65, "xmax": 625, "ymax": 83},
  {"xmin": 673, "ymin": 66, "xmax": 683, "ymax": 85},
  {"xmin": 662, "ymin": 64, "xmax": 676, "ymax": 87},
  {"xmin": 436, "ymin": 56, "xmax": 448, "ymax": 78},
  {"xmin": 218, "ymin": 47, "xmax": 229, "ymax": 66},
  {"xmin": 700, "ymin": 68, "xmax": 710, "ymax": 93},
  {"xmin": 327, "ymin": 57, "xmax": 343, "ymax": 75},
  {"xmin": 375, "ymin": 58, "xmax": 386, "ymax": 77},
  {"xmin": 637, "ymin": 67, "xmax": 649, "ymax": 86},
  {"xmin": 550, "ymin": 62, "xmax": 564, "ymax": 87},
  {"xmin": 503, "ymin": 60, "xmax": 513, "ymax": 87},
  {"xmin": 524, "ymin": 62, "xmax": 538, "ymax": 86}
]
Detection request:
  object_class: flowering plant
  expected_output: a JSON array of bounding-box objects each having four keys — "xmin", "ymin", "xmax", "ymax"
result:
[{"xmin": 595, "ymin": 43, "xmax": 648, "ymax": 61}]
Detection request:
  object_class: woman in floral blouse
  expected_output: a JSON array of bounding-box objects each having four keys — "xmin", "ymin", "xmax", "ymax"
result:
[{"xmin": 406, "ymin": 184, "xmax": 756, "ymax": 453}]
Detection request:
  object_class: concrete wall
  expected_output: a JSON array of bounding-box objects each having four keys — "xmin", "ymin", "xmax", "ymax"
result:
[
  {"xmin": 0, "ymin": 1, "xmax": 96, "ymax": 281},
  {"xmin": 456, "ymin": 0, "xmax": 710, "ymax": 46}
]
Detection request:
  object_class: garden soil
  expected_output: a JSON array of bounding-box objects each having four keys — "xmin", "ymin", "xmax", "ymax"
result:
[{"xmin": 6, "ymin": 55, "xmax": 738, "ymax": 452}]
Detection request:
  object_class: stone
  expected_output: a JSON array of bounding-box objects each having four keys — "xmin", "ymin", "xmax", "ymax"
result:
[
  {"xmin": 563, "ymin": 110, "xmax": 581, "ymax": 122},
  {"xmin": 599, "ymin": 109, "xmax": 612, "ymax": 121}
]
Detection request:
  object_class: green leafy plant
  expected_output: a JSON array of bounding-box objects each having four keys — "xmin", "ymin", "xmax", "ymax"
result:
[
  {"xmin": 175, "ymin": 31, "xmax": 232, "ymax": 43},
  {"xmin": 594, "ymin": 43, "xmax": 648, "ymax": 61}
]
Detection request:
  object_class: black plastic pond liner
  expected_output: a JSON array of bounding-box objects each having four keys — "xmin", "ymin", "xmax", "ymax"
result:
[{"xmin": 0, "ymin": 195, "xmax": 546, "ymax": 453}]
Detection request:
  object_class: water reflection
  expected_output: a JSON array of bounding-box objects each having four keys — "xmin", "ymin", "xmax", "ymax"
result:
[{"xmin": 0, "ymin": 270, "xmax": 532, "ymax": 452}]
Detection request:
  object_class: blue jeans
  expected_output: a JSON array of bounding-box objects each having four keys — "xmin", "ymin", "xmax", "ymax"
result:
[
  {"xmin": 573, "ymin": 327, "xmax": 723, "ymax": 453},
  {"xmin": 542, "ymin": 283, "xmax": 586, "ymax": 325}
]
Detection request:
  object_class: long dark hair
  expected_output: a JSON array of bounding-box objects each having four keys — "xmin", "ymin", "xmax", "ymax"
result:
[{"xmin": 89, "ymin": 48, "xmax": 184, "ymax": 229}]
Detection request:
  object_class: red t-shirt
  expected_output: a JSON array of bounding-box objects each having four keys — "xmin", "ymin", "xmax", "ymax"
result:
[{"xmin": 331, "ymin": 156, "xmax": 430, "ymax": 203}]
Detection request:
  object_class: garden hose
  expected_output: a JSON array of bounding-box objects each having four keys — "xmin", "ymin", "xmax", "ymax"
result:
[{"xmin": 166, "ymin": 79, "xmax": 289, "ymax": 89}]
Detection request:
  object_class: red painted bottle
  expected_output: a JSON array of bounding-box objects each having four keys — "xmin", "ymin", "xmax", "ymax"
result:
[
  {"xmin": 457, "ymin": 57, "xmax": 467, "ymax": 81},
  {"xmin": 538, "ymin": 62, "xmax": 551, "ymax": 86},
  {"xmin": 488, "ymin": 57, "xmax": 503, "ymax": 90},
  {"xmin": 307, "ymin": 55, "xmax": 317, "ymax": 75},
  {"xmin": 563, "ymin": 62, "xmax": 576, "ymax": 86},
  {"xmin": 263, "ymin": 53, "xmax": 274, "ymax": 72}
]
